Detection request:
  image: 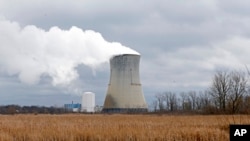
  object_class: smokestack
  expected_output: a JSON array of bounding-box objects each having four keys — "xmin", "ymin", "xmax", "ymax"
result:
[{"xmin": 102, "ymin": 54, "xmax": 148, "ymax": 113}]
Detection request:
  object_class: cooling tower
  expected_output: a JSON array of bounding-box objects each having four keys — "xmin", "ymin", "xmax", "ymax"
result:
[{"xmin": 102, "ymin": 54, "xmax": 148, "ymax": 113}]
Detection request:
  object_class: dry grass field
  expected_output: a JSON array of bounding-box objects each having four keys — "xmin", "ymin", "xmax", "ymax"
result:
[{"xmin": 0, "ymin": 114, "xmax": 249, "ymax": 141}]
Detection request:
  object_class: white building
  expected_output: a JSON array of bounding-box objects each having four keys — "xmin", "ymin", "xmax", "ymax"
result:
[{"xmin": 81, "ymin": 92, "xmax": 95, "ymax": 112}]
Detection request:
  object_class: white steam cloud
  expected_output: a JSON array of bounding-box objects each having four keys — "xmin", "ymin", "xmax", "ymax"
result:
[{"xmin": 0, "ymin": 19, "xmax": 139, "ymax": 86}]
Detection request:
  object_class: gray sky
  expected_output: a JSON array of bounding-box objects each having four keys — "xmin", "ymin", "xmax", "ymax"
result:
[{"xmin": 1, "ymin": 0, "xmax": 250, "ymax": 107}]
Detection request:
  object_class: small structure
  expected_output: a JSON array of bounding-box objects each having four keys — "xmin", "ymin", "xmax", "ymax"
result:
[
  {"xmin": 81, "ymin": 92, "xmax": 95, "ymax": 112},
  {"xmin": 64, "ymin": 102, "xmax": 81, "ymax": 112}
]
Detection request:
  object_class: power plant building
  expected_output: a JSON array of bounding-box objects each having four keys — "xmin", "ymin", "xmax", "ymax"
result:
[
  {"xmin": 103, "ymin": 54, "xmax": 148, "ymax": 113},
  {"xmin": 64, "ymin": 103, "xmax": 81, "ymax": 112},
  {"xmin": 81, "ymin": 92, "xmax": 95, "ymax": 112}
]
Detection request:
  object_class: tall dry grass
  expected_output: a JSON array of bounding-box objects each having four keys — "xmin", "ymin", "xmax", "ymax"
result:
[{"xmin": 0, "ymin": 114, "xmax": 249, "ymax": 141}]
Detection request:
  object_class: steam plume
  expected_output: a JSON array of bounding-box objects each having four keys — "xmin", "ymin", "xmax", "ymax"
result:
[{"xmin": 0, "ymin": 19, "xmax": 139, "ymax": 86}]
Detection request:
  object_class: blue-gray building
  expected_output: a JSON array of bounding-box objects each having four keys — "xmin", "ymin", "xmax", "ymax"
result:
[{"xmin": 64, "ymin": 103, "xmax": 81, "ymax": 112}]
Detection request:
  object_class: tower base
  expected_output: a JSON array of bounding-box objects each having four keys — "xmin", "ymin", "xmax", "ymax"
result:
[{"xmin": 102, "ymin": 108, "xmax": 148, "ymax": 113}]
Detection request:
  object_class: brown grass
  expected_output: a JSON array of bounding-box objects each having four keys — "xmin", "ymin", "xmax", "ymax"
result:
[{"xmin": 0, "ymin": 114, "xmax": 249, "ymax": 141}]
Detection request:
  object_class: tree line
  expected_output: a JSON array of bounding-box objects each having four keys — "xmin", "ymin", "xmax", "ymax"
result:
[
  {"xmin": 0, "ymin": 105, "xmax": 67, "ymax": 115},
  {"xmin": 152, "ymin": 70, "xmax": 250, "ymax": 114}
]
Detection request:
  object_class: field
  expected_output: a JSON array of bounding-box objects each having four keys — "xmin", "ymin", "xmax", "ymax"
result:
[{"xmin": 0, "ymin": 114, "xmax": 249, "ymax": 141}]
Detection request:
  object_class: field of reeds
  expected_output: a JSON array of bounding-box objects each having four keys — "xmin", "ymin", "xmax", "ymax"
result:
[{"xmin": 0, "ymin": 114, "xmax": 249, "ymax": 141}]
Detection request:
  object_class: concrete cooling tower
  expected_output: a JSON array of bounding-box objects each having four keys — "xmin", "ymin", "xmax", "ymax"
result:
[{"xmin": 102, "ymin": 54, "xmax": 148, "ymax": 113}]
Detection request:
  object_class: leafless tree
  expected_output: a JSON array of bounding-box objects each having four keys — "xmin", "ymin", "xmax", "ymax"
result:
[
  {"xmin": 164, "ymin": 92, "xmax": 177, "ymax": 111},
  {"xmin": 154, "ymin": 92, "xmax": 178, "ymax": 112},
  {"xmin": 209, "ymin": 70, "xmax": 249, "ymax": 114},
  {"xmin": 188, "ymin": 91, "xmax": 197, "ymax": 110},
  {"xmin": 210, "ymin": 70, "xmax": 231, "ymax": 112},
  {"xmin": 151, "ymin": 100, "xmax": 158, "ymax": 112},
  {"xmin": 155, "ymin": 93, "xmax": 164, "ymax": 111},
  {"xmin": 242, "ymin": 96, "xmax": 250, "ymax": 113},
  {"xmin": 227, "ymin": 71, "xmax": 247, "ymax": 114},
  {"xmin": 180, "ymin": 92, "xmax": 192, "ymax": 111},
  {"xmin": 195, "ymin": 91, "xmax": 204, "ymax": 110},
  {"xmin": 199, "ymin": 90, "xmax": 211, "ymax": 110}
]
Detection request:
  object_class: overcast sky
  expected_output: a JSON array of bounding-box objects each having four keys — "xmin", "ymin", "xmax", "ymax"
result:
[{"xmin": 1, "ymin": 0, "xmax": 250, "ymax": 107}]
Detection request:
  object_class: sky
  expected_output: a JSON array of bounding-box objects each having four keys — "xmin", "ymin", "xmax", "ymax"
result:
[{"xmin": 1, "ymin": 0, "xmax": 250, "ymax": 107}]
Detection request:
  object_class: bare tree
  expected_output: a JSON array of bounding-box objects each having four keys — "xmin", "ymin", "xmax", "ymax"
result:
[
  {"xmin": 227, "ymin": 71, "xmax": 247, "ymax": 114},
  {"xmin": 199, "ymin": 90, "xmax": 211, "ymax": 110},
  {"xmin": 180, "ymin": 92, "xmax": 192, "ymax": 111},
  {"xmin": 188, "ymin": 91, "xmax": 197, "ymax": 110},
  {"xmin": 195, "ymin": 91, "xmax": 205, "ymax": 110},
  {"xmin": 154, "ymin": 92, "xmax": 178, "ymax": 112},
  {"xmin": 164, "ymin": 92, "xmax": 177, "ymax": 111},
  {"xmin": 209, "ymin": 70, "xmax": 249, "ymax": 114},
  {"xmin": 163, "ymin": 92, "xmax": 170, "ymax": 110},
  {"xmin": 151, "ymin": 100, "xmax": 158, "ymax": 112},
  {"xmin": 210, "ymin": 70, "xmax": 231, "ymax": 112},
  {"xmin": 155, "ymin": 93, "xmax": 164, "ymax": 111},
  {"xmin": 242, "ymin": 95, "xmax": 250, "ymax": 113}
]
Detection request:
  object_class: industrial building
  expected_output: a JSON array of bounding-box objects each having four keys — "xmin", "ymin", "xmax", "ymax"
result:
[
  {"xmin": 64, "ymin": 103, "xmax": 81, "ymax": 112},
  {"xmin": 103, "ymin": 54, "xmax": 148, "ymax": 113},
  {"xmin": 81, "ymin": 92, "xmax": 95, "ymax": 112}
]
